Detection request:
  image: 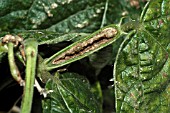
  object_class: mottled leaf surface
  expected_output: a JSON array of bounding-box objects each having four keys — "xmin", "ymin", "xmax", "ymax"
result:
[
  {"xmin": 43, "ymin": 72, "xmax": 101, "ymax": 113},
  {"xmin": 0, "ymin": 0, "xmax": 146, "ymax": 32},
  {"xmin": 0, "ymin": 0, "xmax": 148, "ymax": 112},
  {"xmin": 115, "ymin": 0, "xmax": 170, "ymax": 112},
  {"xmin": 0, "ymin": 0, "xmax": 106, "ymax": 32}
]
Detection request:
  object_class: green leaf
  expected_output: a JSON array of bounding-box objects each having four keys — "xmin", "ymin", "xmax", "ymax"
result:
[
  {"xmin": 0, "ymin": 0, "xmax": 32, "ymax": 16},
  {"xmin": 17, "ymin": 31, "xmax": 88, "ymax": 45},
  {"xmin": 115, "ymin": 0, "xmax": 170, "ymax": 112},
  {"xmin": 0, "ymin": 10, "xmax": 28, "ymax": 31},
  {"xmin": 0, "ymin": 0, "xmax": 106, "ymax": 32},
  {"xmin": 43, "ymin": 72, "xmax": 101, "ymax": 113},
  {"xmin": 0, "ymin": 0, "xmax": 146, "ymax": 33}
]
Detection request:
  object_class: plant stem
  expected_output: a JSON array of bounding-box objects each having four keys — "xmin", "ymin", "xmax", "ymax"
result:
[
  {"xmin": 121, "ymin": 21, "xmax": 140, "ymax": 33},
  {"xmin": 8, "ymin": 42, "xmax": 24, "ymax": 85},
  {"xmin": 21, "ymin": 39, "xmax": 38, "ymax": 113}
]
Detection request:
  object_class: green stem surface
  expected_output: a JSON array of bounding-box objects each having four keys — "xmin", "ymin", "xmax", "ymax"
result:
[
  {"xmin": 8, "ymin": 42, "xmax": 23, "ymax": 84},
  {"xmin": 21, "ymin": 39, "xmax": 38, "ymax": 113}
]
